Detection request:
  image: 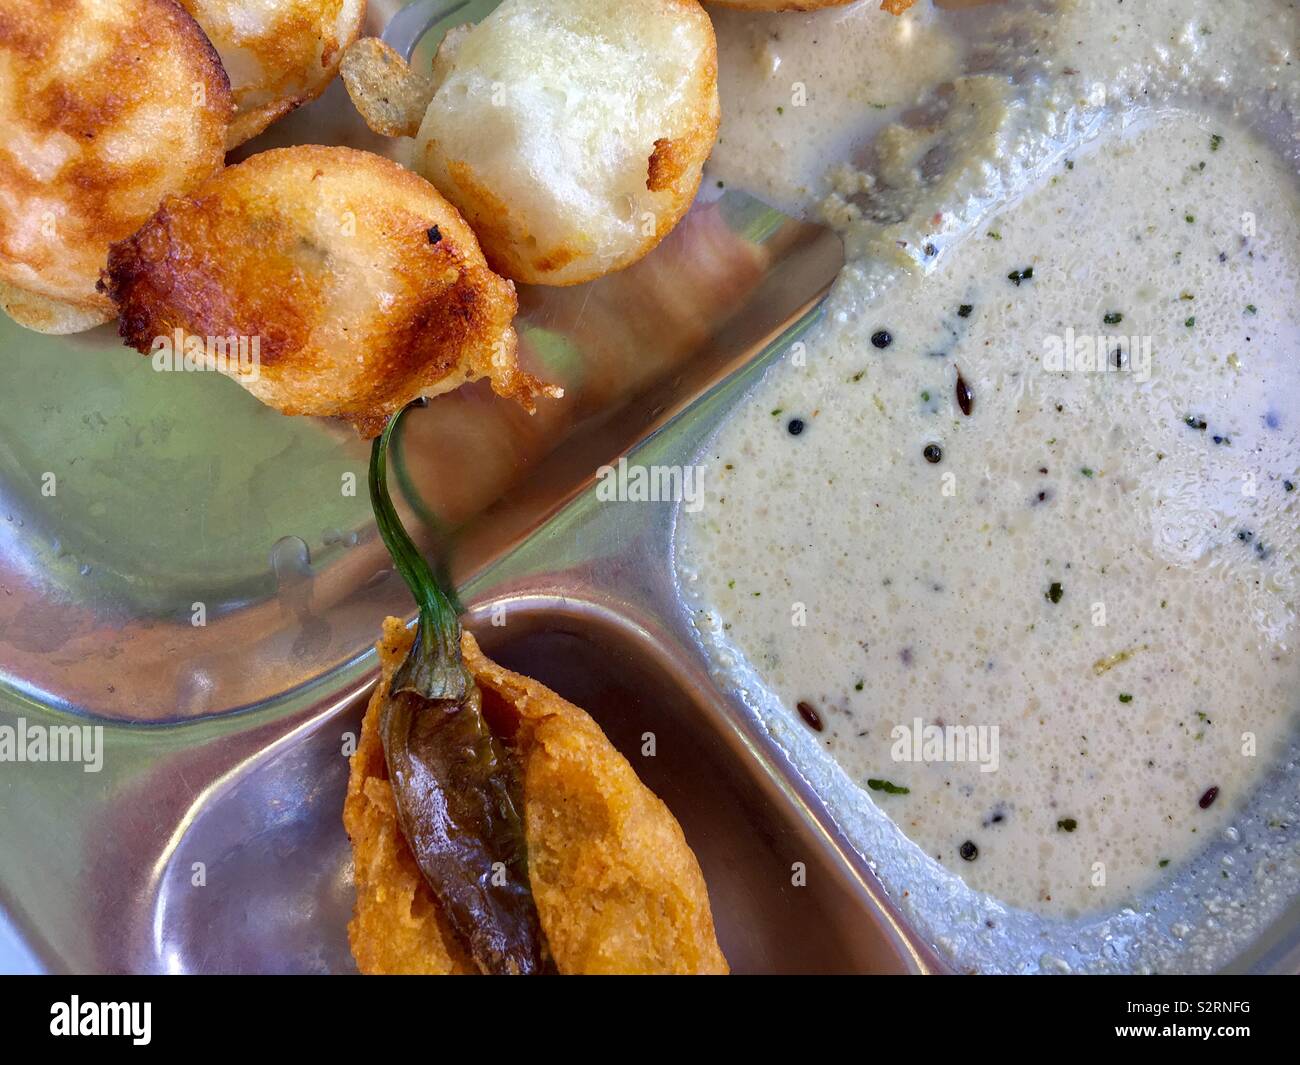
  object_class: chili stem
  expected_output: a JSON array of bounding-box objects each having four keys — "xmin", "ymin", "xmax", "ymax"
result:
[{"xmin": 369, "ymin": 403, "xmax": 468, "ymax": 701}]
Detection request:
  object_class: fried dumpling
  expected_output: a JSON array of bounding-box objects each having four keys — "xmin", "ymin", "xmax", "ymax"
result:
[
  {"xmin": 102, "ymin": 145, "xmax": 556, "ymax": 436},
  {"xmin": 178, "ymin": 0, "xmax": 367, "ymax": 147},
  {"xmin": 343, "ymin": 0, "xmax": 719, "ymax": 287},
  {"xmin": 345, "ymin": 617, "xmax": 729, "ymax": 975},
  {"xmin": 0, "ymin": 0, "xmax": 231, "ymax": 332}
]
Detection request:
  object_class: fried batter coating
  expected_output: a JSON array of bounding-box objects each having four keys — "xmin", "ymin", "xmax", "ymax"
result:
[
  {"xmin": 412, "ymin": 0, "xmax": 720, "ymax": 286},
  {"xmin": 345, "ymin": 620, "xmax": 476, "ymax": 974},
  {"xmin": 103, "ymin": 146, "xmax": 557, "ymax": 437},
  {"xmin": 178, "ymin": 0, "xmax": 366, "ymax": 147},
  {"xmin": 345, "ymin": 617, "xmax": 729, "ymax": 975},
  {"xmin": 0, "ymin": 0, "xmax": 231, "ymax": 332}
]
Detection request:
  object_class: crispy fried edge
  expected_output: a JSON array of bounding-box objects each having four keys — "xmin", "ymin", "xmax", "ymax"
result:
[
  {"xmin": 462, "ymin": 630, "xmax": 729, "ymax": 975},
  {"xmin": 340, "ymin": 36, "xmax": 433, "ymax": 139},
  {"xmin": 0, "ymin": 280, "xmax": 114, "ymax": 334},
  {"xmin": 344, "ymin": 619, "xmax": 729, "ymax": 975}
]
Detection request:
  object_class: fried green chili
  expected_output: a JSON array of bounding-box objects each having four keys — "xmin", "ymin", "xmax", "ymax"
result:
[{"xmin": 369, "ymin": 404, "xmax": 546, "ymax": 974}]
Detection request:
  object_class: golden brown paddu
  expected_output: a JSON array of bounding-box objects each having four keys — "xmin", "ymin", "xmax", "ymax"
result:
[
  {"xmin": 345, "ymin": 617, "xmax": 729, "ymax": 975},
  {"xmin": 411, "ymin": 0, "xmax": 721, "ymax": 286},
  {"xmin": 102, "ymin": 146, "xmax": 557, "ymax": 437},
  {"xmin": 178, "ymin": 0, "xmax": 367, "ymax": 146}
]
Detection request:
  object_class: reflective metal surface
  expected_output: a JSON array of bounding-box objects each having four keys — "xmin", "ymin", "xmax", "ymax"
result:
[{"xmin": 0, "ymin": 0, "xmax": 1294, "ymax": 975}]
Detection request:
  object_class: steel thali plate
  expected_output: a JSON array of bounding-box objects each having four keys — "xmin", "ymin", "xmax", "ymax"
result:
[{"xmin": 0, "ymin": 0, "xmax": 1295, "ymax": 975}]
